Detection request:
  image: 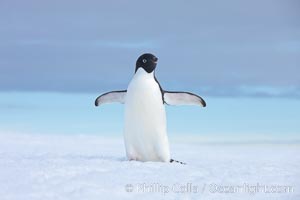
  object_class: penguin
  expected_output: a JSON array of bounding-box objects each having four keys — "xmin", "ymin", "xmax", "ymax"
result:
[{"xmin": 95, "ymin": 53, "xmax": 206, "ymax": 164}]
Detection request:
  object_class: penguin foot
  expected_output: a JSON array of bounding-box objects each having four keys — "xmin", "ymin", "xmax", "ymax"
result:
[{"xmin": 170, "ymin": 159, "xmax": 186, "ymax": 165}]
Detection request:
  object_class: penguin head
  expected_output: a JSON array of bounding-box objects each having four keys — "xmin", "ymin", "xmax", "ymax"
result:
[{"xmin": 135, "ymin": 53, "xmax": 158, "ymax": 73}]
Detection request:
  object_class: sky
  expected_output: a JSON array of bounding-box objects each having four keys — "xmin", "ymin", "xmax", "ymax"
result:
[
  {"xmin": 0, "ymin": 0, "xmax": 299, "ymax": 140},
  {"xmin": 1, "ymin": 0, "xmax": 299, "ymax": 96}
]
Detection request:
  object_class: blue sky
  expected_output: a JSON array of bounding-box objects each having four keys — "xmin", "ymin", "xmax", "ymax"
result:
[
  {"xmin": 1, "ymin": 0, "xmax": 299, "ymax": 95},
  {"xmin": 0, "ymin": 0, "xmax": 299, "ymax": 140}
]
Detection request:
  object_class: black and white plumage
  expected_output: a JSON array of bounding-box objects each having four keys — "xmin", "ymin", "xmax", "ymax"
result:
[
  {"xmin": 95, "ymin": 53, "xmax": 206, "ymax": 163},
  {"xmin": 95, "ymin": 90, "xmax": 206, "ymax": 107}
]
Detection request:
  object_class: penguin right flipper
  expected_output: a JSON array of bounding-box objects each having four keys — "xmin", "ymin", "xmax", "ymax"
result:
[
  {"xmin": 163, "ymin": 91, "xmax": 206, "ymax": 107},
  {"xmin": 95, "ymin": 90, "xmax": 127, "ymax": 106}
]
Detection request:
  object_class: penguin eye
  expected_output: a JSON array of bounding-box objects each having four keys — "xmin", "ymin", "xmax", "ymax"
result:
[{"xmin": 142, "ymin": 59, "xmax": 147, "ymax": 63}]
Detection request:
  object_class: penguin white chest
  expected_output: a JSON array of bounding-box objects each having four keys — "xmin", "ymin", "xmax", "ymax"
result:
[{"xmin": 123, "ymin": 69, "xmax": 170, "ymax": 162}]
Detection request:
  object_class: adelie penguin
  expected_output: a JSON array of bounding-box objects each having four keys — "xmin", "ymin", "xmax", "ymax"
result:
[{"xmin": 95, "ymin": 53, "xmax": 206, "ymax": 164}]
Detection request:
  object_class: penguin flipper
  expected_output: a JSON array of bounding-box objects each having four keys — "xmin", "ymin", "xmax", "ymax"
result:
[
  {"xmin": 95, "ymin": 90, "xmax": 127, "ymax": 106},
  {"xmin": 163, "ymin": 91, "xmax": 206, "ymax": 107}
]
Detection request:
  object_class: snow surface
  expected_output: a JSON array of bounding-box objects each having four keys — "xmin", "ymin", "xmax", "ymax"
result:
[{"xmin": 0, "ymin": 133, "xmax": 299, "ymax": 200}]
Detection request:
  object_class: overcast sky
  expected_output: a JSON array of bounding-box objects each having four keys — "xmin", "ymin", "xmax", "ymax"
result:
[{"xmin": 1, "ymin": 0, "xmax": 299, "ymax": 98}]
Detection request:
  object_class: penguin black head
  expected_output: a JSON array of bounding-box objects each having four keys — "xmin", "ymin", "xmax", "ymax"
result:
[{"xmin": 135, "ymin": 53, "xmax": 158, "ymax": 73}]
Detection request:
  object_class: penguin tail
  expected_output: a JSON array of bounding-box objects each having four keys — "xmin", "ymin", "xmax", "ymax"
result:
[{"xmin": 170, "ymin": 159, "xmax": 186, "ymax": 165}]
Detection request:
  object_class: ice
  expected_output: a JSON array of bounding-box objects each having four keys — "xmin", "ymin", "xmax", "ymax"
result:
[{"xmin": 0, "ymin": 133, "xmax": 299, "ymax": 200}]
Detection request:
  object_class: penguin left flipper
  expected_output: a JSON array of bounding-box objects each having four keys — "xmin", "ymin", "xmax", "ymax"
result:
[
  {"xmin": 163, "ymin": 91, "xmax": 206, "ymax": 107},
  {"xmin": 95, "ymin": 90, "xmax": 127, "ymax": 106}
]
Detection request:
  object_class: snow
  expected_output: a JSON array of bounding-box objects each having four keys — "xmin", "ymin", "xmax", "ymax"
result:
[{"xmin": 0, "ymin": 133, "xmax": 299, "ymax": 200}]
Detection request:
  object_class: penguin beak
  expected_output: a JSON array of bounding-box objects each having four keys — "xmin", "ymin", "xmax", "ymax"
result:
[{"xmin": 153, "ymin": 57, "xmax": 158, "ymax": 63}]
